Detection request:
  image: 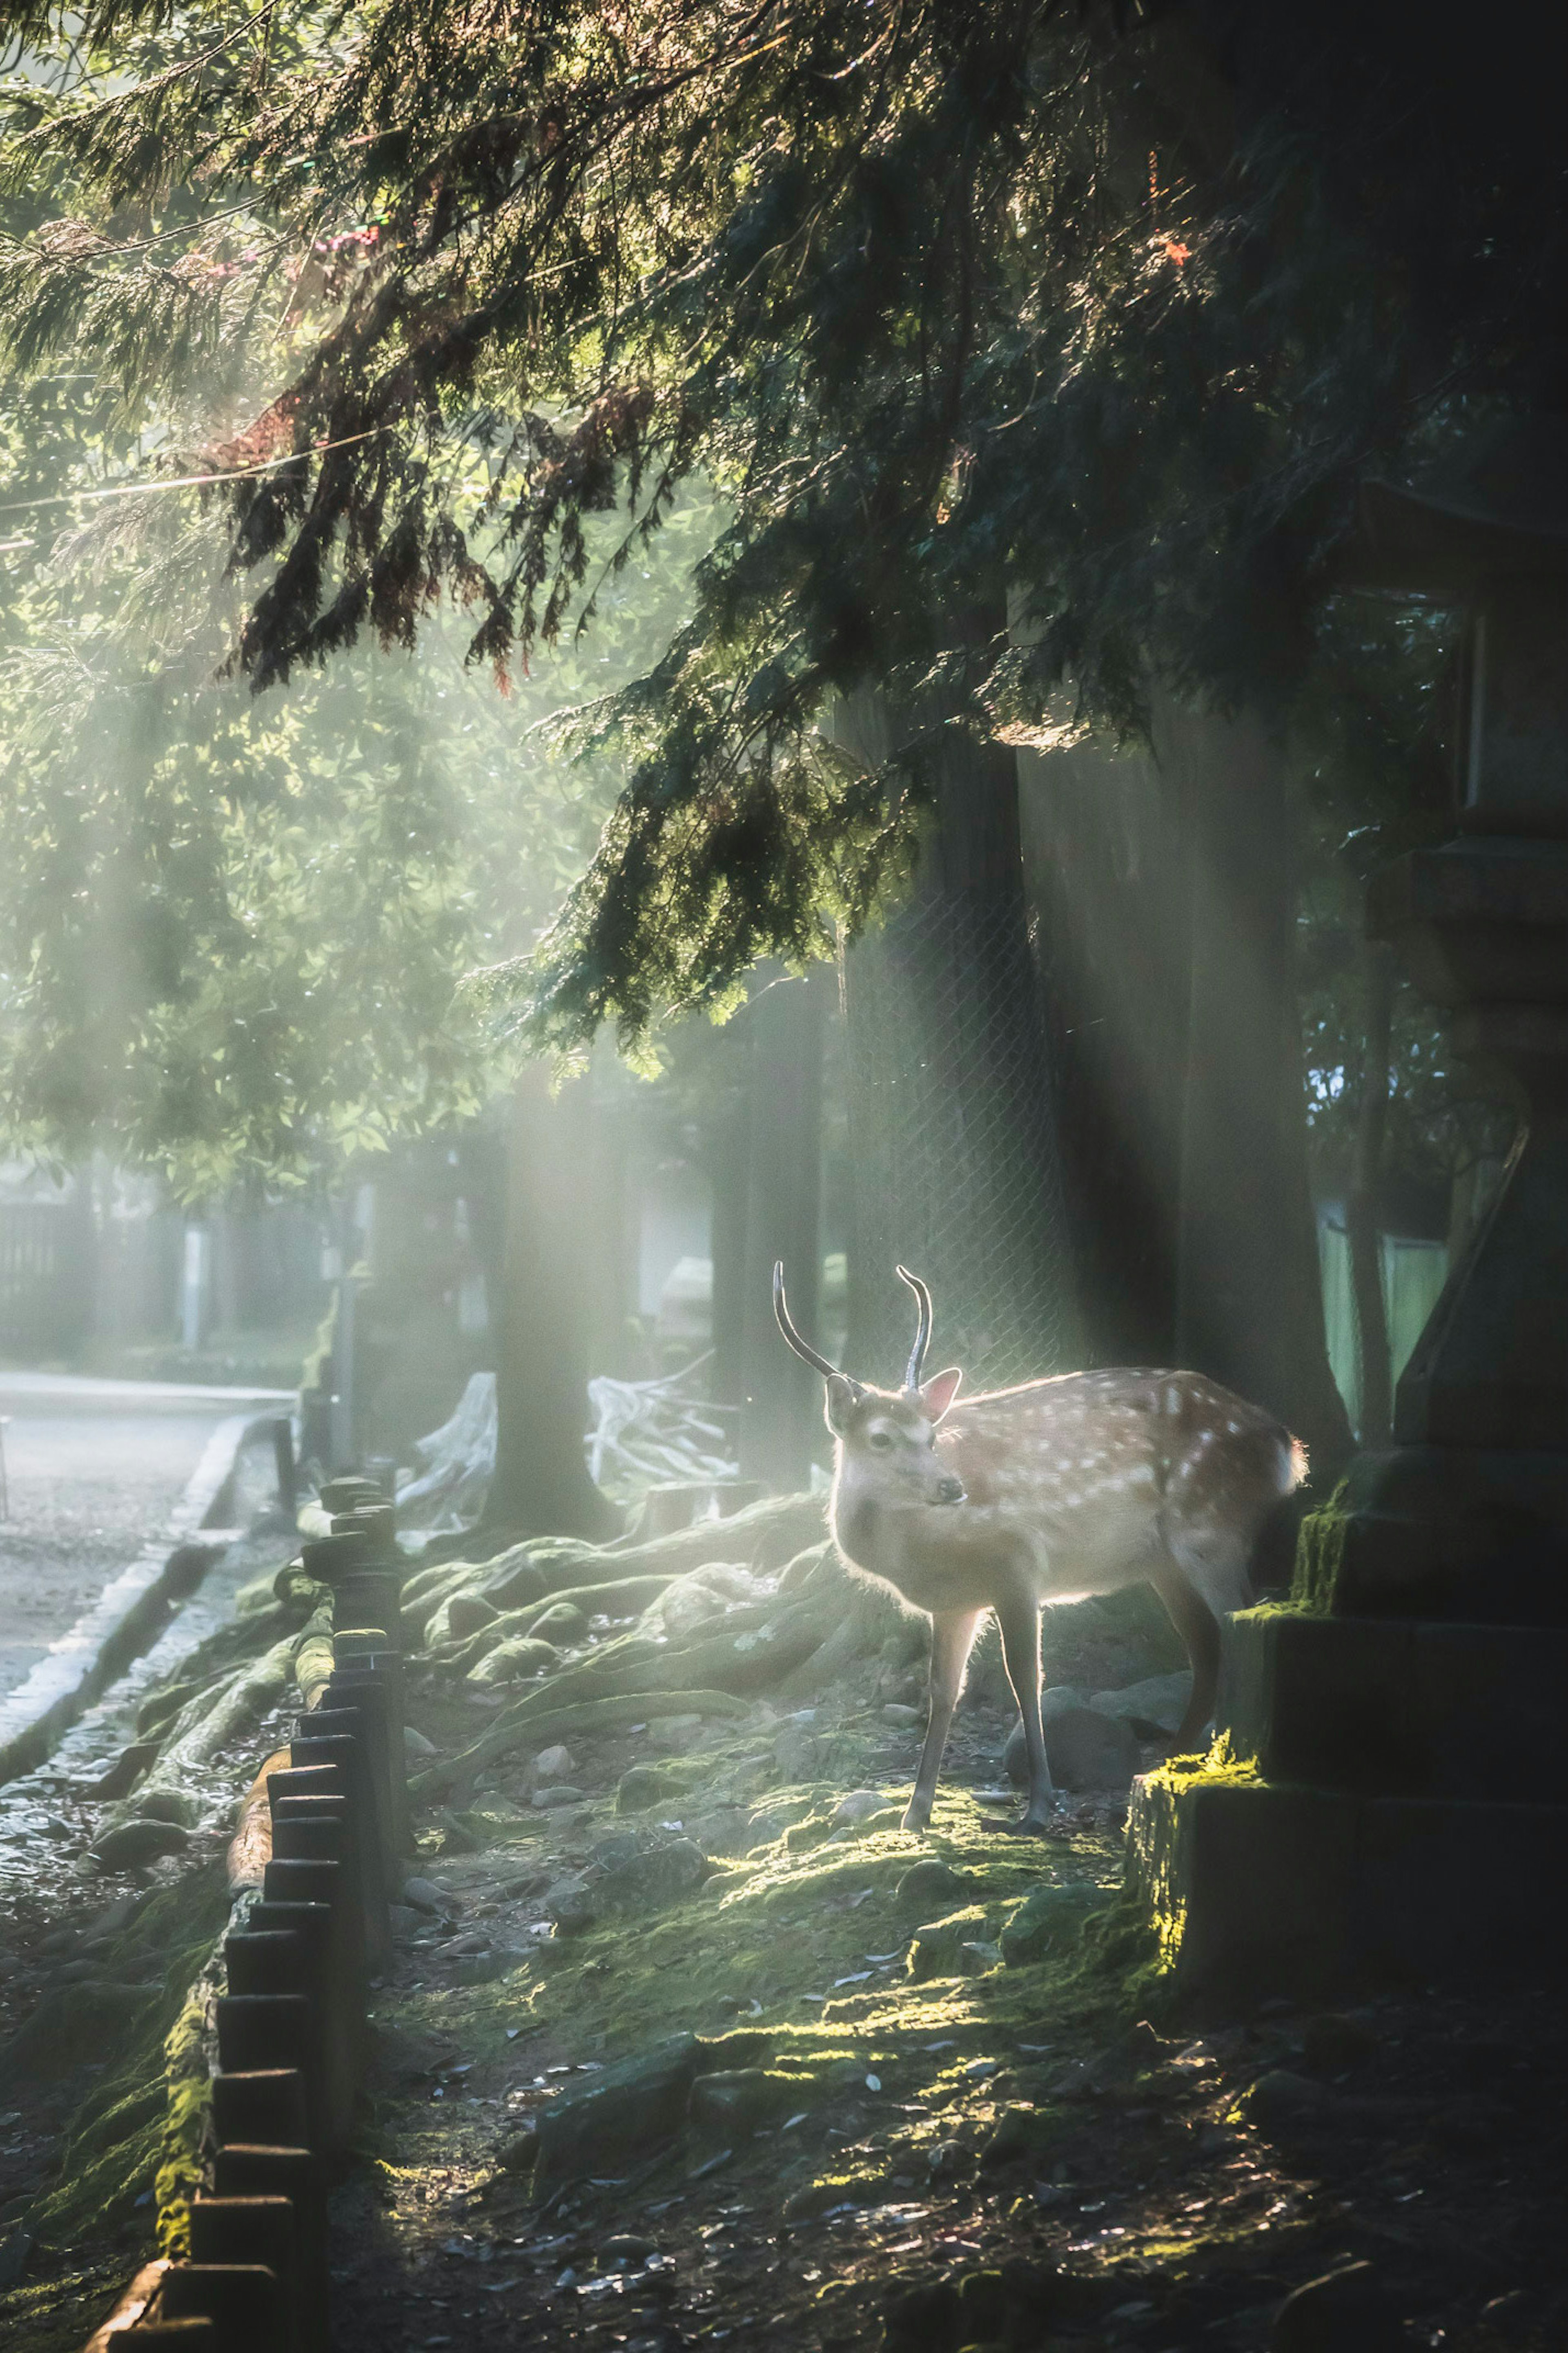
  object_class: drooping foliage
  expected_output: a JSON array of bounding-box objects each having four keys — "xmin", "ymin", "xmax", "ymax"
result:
[{"xmin": 1, "ymin": 0, "xmax": 1563, "ymax": 1051}]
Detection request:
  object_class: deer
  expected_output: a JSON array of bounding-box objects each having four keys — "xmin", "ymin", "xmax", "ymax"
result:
[{"xmin": 773, "ymin": 1263, "xmax": 1307, "ymax": 1836}]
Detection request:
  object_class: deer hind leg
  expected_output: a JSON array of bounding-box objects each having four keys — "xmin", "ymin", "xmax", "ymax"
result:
[
  {"xmin": 1147, "ymin": 1556, "xmax": 1225, "ymax": 1748},
  {"xmin": 903, "ymin": 1608, "xmax": 983, "ymax": 1834},
  {"xmin": 989, "ymin": 1578, "xmax": 1056, "ymax": 1835}
]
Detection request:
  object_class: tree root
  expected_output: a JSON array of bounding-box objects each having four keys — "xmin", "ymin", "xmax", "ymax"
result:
[{"xmin": 409, "ymin": 1688, "xmax": 751, "ymax": 1803}]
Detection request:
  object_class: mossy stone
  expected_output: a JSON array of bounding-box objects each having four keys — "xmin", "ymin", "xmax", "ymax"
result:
[
  {"xmin": 468, "ymin": 1637, "xmax": 559, "ymax": 1686},
  {"xmin": 617, "ymin": 1765, "xmax": 675, "ymax": 1813},
  {"xmin": 998, "ymin": 1882, "xmax": 1106, "ymax": 1967},
  {"xmin": 92, "ymin": 1818, "xmax": 192, "ymax": 1869},
  {"xmin": 906, "ymin": 1907, "xmax": 989, "ymax": 1982},
  {"xmin": 533, "ymin": 1601, "xmax": 590, "ymax": 1644},
  {"xmin": 895, "ymin": 1859, "xmax": 973, "ymax": 1914}
]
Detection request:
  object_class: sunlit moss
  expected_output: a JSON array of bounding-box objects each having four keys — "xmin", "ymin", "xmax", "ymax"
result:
[{"xmin": 1290, "ymin": 1480, "xmax": 1351, "ymax": 1614}]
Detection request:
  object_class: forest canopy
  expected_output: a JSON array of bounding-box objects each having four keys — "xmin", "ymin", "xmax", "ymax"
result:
[{"xmin": 1, "ymin": 0, "xmax": 1562, "ymax": 1058}]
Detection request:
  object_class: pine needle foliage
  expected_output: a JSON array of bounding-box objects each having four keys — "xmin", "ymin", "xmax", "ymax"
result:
[{"xmin": 3, "ymin": 0, "xmax": 1564, "ymax": 1046}]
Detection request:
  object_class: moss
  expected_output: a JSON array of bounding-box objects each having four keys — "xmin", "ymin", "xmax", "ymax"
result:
[
  {"xmin": 31, "ymin": 1872, "xmax": 230, "ymax": 2257},
  {"xmin": 1291, "ymin": 1480, "xmax": 1351, "ymax": 1615},
  {"xmin": 1138, "ymin": 1732, "xmax": 1261, "ymax": 1800}
]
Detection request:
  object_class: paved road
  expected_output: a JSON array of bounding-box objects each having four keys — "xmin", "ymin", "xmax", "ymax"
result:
[{"xmin": 0, "ymin": 1372, "xmax": 293, "ymax": 1702}]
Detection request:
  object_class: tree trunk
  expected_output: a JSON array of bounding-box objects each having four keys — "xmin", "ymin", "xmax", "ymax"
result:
[
  {"xmin": 837, "ymin": 686, "xmax": 1079, "ymax": 1392},
  {"xmin": 1017, "ymin": 734, "xmax": 1190, "ymax": 1367},
  {"xmin": 1163, "ymin": 705, "xmax": 1354, "ymax": 1481},
  {"xmin": 708, "ymin": 1088, "xmax": 750, "ymax": 1412},
  {"xmin": 736, "ymin": 967, "xmax": 826, "ymax": 1489},
  {"xmin": 1347, "ymin": 939, "xmax": 1396, "ymax": 1446},
  {"xmin": 488, "ymin": 1064, "xmax": 620, "ymax": 1538}
]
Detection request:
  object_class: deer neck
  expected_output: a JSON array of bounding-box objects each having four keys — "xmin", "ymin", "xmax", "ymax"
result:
[{"xmin": 831, "ymin": 1457, "xmax": 919, "ymax": 1585}]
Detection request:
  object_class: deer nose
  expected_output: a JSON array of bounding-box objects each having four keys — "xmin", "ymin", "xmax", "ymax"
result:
[{"xmin": 935, "ymin": 1474, "xmax": 966, "ymax": 1505}]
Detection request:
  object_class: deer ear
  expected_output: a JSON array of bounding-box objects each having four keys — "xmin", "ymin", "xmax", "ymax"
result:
[
  {"xmin": 920, "ymin": 1367, "xmax": 963, "ymax": 1423},
  {"xmin": 824, "ymin": 1374, "xmax": 859, "ymax": 1436}
]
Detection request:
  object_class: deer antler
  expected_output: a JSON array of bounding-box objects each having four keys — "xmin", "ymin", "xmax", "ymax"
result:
[
  {"xmin": 896, "ymin": 1265, "xmax": 934, "ymax": 1393},
  {"xmin": 773, "ymin": 1263, "xmax": 859, "ymax": 1394}
]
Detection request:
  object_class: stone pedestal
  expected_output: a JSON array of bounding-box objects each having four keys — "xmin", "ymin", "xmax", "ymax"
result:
[{"xmin": 1128, "ymin": 421, "xmax": 1568, "ymax": 1995}]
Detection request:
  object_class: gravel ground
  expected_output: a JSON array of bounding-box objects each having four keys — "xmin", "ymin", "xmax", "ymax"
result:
[{"xmin": 0, "ymin": 1383, "xmax": 280, "ymax": 1700}]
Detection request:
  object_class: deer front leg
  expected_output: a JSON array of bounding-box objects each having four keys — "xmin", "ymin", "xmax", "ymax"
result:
[
  {"xmin": 991, "ymin": 1581, "xmax": 1055, "ymax": 1835},
  {"xmin": 903, "ymin": 1608, "xmax": 982, "ymax": 1834}
]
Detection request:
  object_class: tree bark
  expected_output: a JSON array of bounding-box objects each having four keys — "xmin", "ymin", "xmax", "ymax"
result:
[
  {"xmin": 1347, "ymin": 939, "xmax": 1395, "ymax": 1446},
  {"xmin": 735, "ymin": 966, "xmax": 826, "ymax": 1489},
  {"xmin": 1163, "ymin": 705, "xmax": 1353, "ymax": 1481},
  {"xmin": 488, "ymin": 1064, "xmax": 620, "ymax": 1538},
  {"xmin": 1017, "ymin": 734, "xmax": 1190, "ymax": 1366},
  {"xmin": 837, "ymin": 684, "xmax": 1079, "ymax": 1392}
]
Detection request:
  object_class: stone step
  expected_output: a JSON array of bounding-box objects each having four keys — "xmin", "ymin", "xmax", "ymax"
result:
[
  {"xmin": 1223, "ymin": 1610, "xmax": 1568, "ymax": 1798},
  {"xmin": 1127, "ymin": 1768, "xmax": 1568, "ymax": 1996}
]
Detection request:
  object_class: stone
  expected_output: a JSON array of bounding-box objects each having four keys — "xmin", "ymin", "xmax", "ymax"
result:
[
  {"xmin": 979, "ymin": 2107, "xmax": 1055, "ymax": 2170},
  {"xmin": 999, "ymin": 1881, "xmax": 1107, "ymax": 1967},
  {"xmin": 646, "ymin": 1713, "xmax": 704, "ymax": 1753},
  {"xmin": 0, "ymin": 2228, "xmax": 33, "ymax": 2290},
  {"xmin": 531, "ymin": 2032, "xmax": 763, "ymax": 2189},
  {"xmin": 468, "ymin": 1638, "xmax": 559, "ymax": 1686},
  {"xmin": 883, "ymin": 2277, "xmax": 962, "ymax": 2351},
  {"xmin": 773, "ymin": 1724, "xmax": 820, "ymax": 1781},
  {"xmin": 1272, "ymin": 2261, "xmax": 1404, "ymax": 2352},
  {"xmin": 599, "ymin": 2232, "xmax": 656, "ymax": 2265},
  {"xmin": 403, "ymin": 1726, "xmax": 438, "ymax": 1757},
  {"xmin": 1240, "ymin": 2070, "xmax": 1335, "ymax": 2131},
  {"xmin": 434, "ymin": 1808, "xmax": 483, "ymax": 1852},
  {"xmin": 881, "ymin": 1703, "xmax": 922, "ymax": 1725},
  {"xmin": 1302, "ymin": 2012, "xmax": 1379, "ymax": 2074},
  {"xmin": 687, "ymin": 1807, "xmax": 752, "ymax": 1858},
  {"xmin": 534, "ymin": 1744, "xmax": 575, "ymax": 1780},
  {"xmin": 532, "ymin": 1602, "xmax": 590, "ymax": 1644},
  {"xmin": 926, "ymin": 2139, "xmax": 976, "ymax": 2187},
  {"xmin": 532, "ymin": 1785, "xmax": 586, "ymax": 1810},
  {"xmin": 453, "ymin": 1950, "xmax": 524, "ymax": 1987},
  {"xmin": 895, "ymin": 1858, "xmax": 973, "ymax": 1914},
  {"xmin": 388, "ymin": 1904, "xmax": 421, "ymax": 1940},
  {"xmin": 91, "ymin": 1818, "xmax": 191, "ymax": 1870},
  {"xmin": 544, "ymin": 1876, "xmax": 597, "ymax": 1935},
  {"xmin": 744, "ymin": 1809, "xmax": 789, "ymax": 1849},
  {"xmin": 906, "ymin": 1908, "xmax": 989, "ymax": 1982},
  {"xmin": 687, "ymin": 2068, "xmax": 793, "ymax": 2134},
  {"xmin": 135, "ymin": 1787, "xmax": 199, "ymax": 1827},
  {"xmin": 400, "ymin": 1875, "xmax": 452, "ymax": 1915},
  {"xmin": 1004, "ymin": 1706, "xmax": 1140, "ymax": 1793},
  {"xmin": 617, "ymin": 1765, "xmax": 674, "ymax": 1813},
  {"xmin": 833, "ymin": 1790, "xmax": 887, "ymax": 1825},
  {"xmin": 1089, "ymin": 1671, "xmax": 1192, "ymax": 1737},
  {"xmin": 600, "ymin": 1837, "xmax": 708, "ymax": 1910}
]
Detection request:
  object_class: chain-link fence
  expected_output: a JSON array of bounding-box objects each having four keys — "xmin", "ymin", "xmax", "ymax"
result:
[{"xmin": 842, "ymin": 861, "xmax": 1079, "ymax": 1396}]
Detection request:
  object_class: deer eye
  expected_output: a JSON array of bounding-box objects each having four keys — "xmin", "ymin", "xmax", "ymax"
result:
[{"xmin": 867, "ymin": 1430, "xmax": 895, "ymax": 1452}]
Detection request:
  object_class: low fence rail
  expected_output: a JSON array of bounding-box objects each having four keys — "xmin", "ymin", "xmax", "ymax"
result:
[{"xmin": 85, "ymin": 1478, "xmax": 405, "ymax": 2352}]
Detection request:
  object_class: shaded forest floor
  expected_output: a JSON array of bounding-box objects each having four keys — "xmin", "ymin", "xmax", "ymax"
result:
[
  {"xmin": 0, "ymin": 1525, "xmax": 1562, "ymax": 2353},
  {"xmin": 328, "ymin": 1676, "xmax": 1564, "ymax": 2353}
]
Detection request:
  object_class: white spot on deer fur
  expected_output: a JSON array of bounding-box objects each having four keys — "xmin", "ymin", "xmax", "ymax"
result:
[
  {"xmin": 1227, "ymin": 1418, "xmax": 1241, "ymax": 1434},
  {"xmin": 1163, "ymin": 1384, "xmax": 1182, "ymax": 1414}
]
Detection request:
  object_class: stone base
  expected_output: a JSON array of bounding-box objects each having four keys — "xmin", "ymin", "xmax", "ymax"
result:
[
  {"xmin": 1225, "ymin": 1610, "xmax": 1567, "ymax": 1798},
  {"xmin": 1127, "ymin": 1768, "xmax": 1568, "ymax": 1997},
  {"xmin": 1315, "ymin": 1447, "xmax": 1568, "ymax": 1620}
]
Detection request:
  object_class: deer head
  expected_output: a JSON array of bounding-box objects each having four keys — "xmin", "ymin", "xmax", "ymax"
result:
[{"xmin": 773, "ymin": 1262, "xmax": 967, "ymax": 1505}]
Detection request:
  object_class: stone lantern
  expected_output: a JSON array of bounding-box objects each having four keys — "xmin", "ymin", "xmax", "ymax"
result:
[{"xmin": 1129, "ymin": 417, "xmax": 1568, "ymax": 1992}]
